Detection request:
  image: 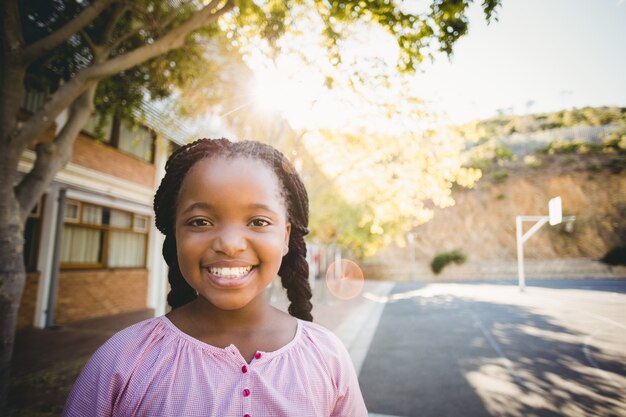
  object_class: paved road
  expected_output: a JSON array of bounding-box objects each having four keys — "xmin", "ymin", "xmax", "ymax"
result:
[{"xmin": 358, "ymin": 280, "xmax": 626, "ymax": 417}]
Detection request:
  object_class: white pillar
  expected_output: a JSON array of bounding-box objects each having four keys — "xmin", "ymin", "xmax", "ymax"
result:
[
  {"xmin": 146, "ymin": 136, "xmax": 170, "ymax": 316},
  {"xmin": 33, "ymin": 184, "xmax": 61, "ymax": 328}
]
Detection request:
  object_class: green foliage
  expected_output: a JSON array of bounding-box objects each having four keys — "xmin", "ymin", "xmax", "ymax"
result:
[
  {"xmin": 466, "ymin": 143, "xmax": 514, "ymax": 172},
  {"xmin": 538, "ymin": 139, "xmax": 602, "ymax": 155},
  {"xmin": 494, "ymin": 145, "xmax": 515, "ymax": 161},
  {"xmin": 601, "ymin": 245, "xmax": 626, "ymax": 266},
  {"xmin": 491, "ymin": 170, "xmax": 509, "ymax": 184},
  {"xmin": 22, "ymin": 0, "xmax": 213, "ymax": 126},
  {"xmin": 536, "ymin": 133, "xmax": 626, "ymax": 173},
  {"xmin": 21, "ymin": 0, "xmax": 504, "ymax": 127},
  {"xmin": 456, "ymin": 106, "xmax": 626, "ymax": 140},
  {"xmin": 431, "ymin": 250, "xmax": 467, "ymax": 274},
  {"xmin": 230, "ymin": 0, "xmax": 502, "ymax": 72},
  {"xmin": 608, "ymin": 156, "xmax": 626, "ymax": 173}
]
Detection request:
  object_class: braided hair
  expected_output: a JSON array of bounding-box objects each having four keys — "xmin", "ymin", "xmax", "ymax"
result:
[{"xmin": 153, "ymin": 138, "xmax": 313, "ymax": 321}]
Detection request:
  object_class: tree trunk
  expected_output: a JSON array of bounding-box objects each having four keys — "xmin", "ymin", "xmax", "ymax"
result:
[
  {"xmin": 0, "ymin": 198, "xmax": 25, "ymax": 413},
  {"xmin": 0, "ymin": 29, "xmax": 28, "ymax": 414}
]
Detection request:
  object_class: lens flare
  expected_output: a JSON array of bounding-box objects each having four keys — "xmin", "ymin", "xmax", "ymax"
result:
[{"xmin": 325, "ymin": 259, "xmax": 364, "ymax": 300}]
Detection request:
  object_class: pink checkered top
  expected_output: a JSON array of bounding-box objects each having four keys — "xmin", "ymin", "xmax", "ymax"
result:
[{"xmin": 62, "ymin": 316, "xmax": 368, "ymax": 417}]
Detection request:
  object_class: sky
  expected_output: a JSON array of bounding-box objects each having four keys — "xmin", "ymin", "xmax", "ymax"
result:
[{"xmin": 410, "ymin": 0, "xmax": 626, "ymax": 124}]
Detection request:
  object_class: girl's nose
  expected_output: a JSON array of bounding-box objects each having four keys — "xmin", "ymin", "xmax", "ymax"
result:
[{"xmin": 212, "ymin": 225, "xmax": 247, "ymax": 256}]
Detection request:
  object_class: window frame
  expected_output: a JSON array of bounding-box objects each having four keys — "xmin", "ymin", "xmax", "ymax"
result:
[
  {"xmin": 64, "ymin": 200, "xmax": 81, "ymax": 223},
  {"xmin": 60, "ymin": 201, "xmax": 150, "ymax": 270},
  {"xmin": 81, "ymin": 113, "xmax": 156, "ymax": 164}
]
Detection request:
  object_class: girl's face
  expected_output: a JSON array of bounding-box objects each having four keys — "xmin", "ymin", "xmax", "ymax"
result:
[{"xmin": 174, "ymin": 156, "xmax": 291, "ymax": 312}]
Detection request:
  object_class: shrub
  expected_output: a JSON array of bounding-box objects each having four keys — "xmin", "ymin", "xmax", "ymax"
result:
[
  {"xmin": 493, "ymin": 145, "xmax": 515, "ymax": 162},
  {"xmin": 601, "ymin": 245, "xmax": 626, "ymax": 266},
  {"xmin": 431, "ymin": 250, "xmax": 467, "ymax": 274},
  {"xmin": 491, "ymin": 170, "xmax": 509, "ymax": 184}
]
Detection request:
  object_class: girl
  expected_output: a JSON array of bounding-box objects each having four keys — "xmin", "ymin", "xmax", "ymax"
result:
[{"xmin": 62, "ymin": 138, "xmax": 368, "ymax": 417}]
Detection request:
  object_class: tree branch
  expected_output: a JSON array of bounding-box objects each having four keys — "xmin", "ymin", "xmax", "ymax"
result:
[
  {"xmin": 16, "ymin": 84, "xmax": 97, "ymax": 220},
  {"xmin": 21, "ymin": 0, "xmax": 119, "ymax": 63},
  {"xmin": 86, "ymin": 0, "xmax": 235, "ymax": 80},
  {"xmin": 12, "ymin": 0, "xmax": 234, "ymax": 149},
  {"xmin": 101, "ymin": 4, "xmax": 130, "ymax": 48},
  {"xmin": 1, "ymin": 0, "xmax": 24, "ymax": 56},
  {"xmin": 12, "ymin": 74, "xmax": 93, "ymax": 151},
  {"xmin": 107, "ymin": 26, "xmax": 143, "ymax": 53},
  {"xmin": 79, "ymin": 29, "xmax": 98, "ymax": 55}
]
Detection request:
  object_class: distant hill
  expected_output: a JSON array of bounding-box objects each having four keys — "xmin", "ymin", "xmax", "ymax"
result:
[
  {"xmin": 454, "ymin": 106, "xmax": 626, "ymax": 157},
  {"xmin": 361, "ymin": 107, "xmax": 626, "ymax": 280},
  {"xmin": 455, "ymin": 106, "xmax": 626, "ymax": 140}
]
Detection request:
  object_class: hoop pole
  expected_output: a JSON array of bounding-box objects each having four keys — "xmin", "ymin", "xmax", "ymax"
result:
[
  {"xmin": 516, "ymin": 216, "xmax": 526, "ymax": 292},
  {"xmin": 516, "ymin": 216, "xmax": 549, "ymax": 292},
  {"xmin": 515, "ymin": 215, "xmax": 574, "ymax": 292}
]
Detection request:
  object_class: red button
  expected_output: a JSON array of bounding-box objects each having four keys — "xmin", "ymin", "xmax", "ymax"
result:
[
  {"xmin": 241, "ymin": 365, "xmax": 248, "ymax": 373},
  {"xmin": 244, "ymin": 414, "xmax": 251, "ymax": 417},
  {"xmin": 243, "ymin": 388, "xmax": 251, "ymax": 397},
  {"xmin": 254, "ymin": 352, "xmax": 262, "ymax": 360}
]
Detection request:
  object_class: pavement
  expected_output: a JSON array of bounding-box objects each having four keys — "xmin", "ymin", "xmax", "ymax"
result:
[
  {"xmin": 11, "ymin": 278, "xmax": 395, "ymax": 416},
  {"xmin": 358, "ymin": 279, "xmax": 626, "ymax": 417}
]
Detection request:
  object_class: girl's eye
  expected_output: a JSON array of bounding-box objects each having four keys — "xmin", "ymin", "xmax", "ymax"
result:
[
  {"xmin": 249, "ymin": 218, "xmax": 271, "ymax": 227},
  {"xmin": 188, "ymin": 218, "xmax": 211, "ymax": 227}
]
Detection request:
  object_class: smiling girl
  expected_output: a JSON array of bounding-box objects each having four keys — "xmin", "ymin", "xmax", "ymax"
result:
[{"xmin": 62, "ymin": 138, "xmax": 367, "ymax": 417}]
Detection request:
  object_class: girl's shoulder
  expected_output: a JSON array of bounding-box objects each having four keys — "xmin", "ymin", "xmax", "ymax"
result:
[
  {"xmin": 298, "ymin": 319, "xmax": 343, "ymax": 345},
  {"xmin": 87, "ymin": 316, "xmax": 174, "ymax": 373},
  {"xmin": 296, "ymin": 320, "xmax": 351, "ymax": 361},
  {"xmin": 103, "ymin": 315, "xmax": 169, "ymax": 348}
]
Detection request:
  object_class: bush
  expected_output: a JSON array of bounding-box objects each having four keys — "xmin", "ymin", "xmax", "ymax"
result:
[
  {"xmin": 431, "ymin": 250, "xmax": 467, "ymax": 274},
  {"xmin": 491, "ymin": 170, "xmax": 509, "ymax": 184},
  {"xmin": 601, "ymin": 245, "xmax": 626, "ymax": 266}
]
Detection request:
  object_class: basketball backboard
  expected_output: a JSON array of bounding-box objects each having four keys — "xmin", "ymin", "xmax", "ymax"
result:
[{"xmin": 549, "ymin": 196, "xmax": 562, "ymax": 225}]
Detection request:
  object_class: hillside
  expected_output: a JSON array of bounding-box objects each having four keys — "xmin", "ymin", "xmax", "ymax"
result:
[
  {"xmin": 404, "ymin": 165, "xmax": 625, "ymax": 261},
  {"xmin": 362, "ymin": 107, "xmax": 626, "ymax": 280}
]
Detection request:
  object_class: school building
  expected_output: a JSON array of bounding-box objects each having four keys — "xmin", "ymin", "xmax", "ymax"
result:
[{"xmin": 17, "ymin": 94, "xmax": 190, "ymax": 329}]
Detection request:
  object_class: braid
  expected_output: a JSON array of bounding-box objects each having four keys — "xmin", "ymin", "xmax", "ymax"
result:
[
  {"xmin": 279, "ymin": 231, "xmax": 313, "ymax": 321},
  {"xmin": 162, "ymin": 234, "xmax": 196, "ymax": 308},
  {"xmin": 153, "ymin": 138, "xmax": 313, "ymax": 320}
]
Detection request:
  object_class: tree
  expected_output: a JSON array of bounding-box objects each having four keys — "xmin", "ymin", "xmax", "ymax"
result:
[{"xmin": 0, "ymin": 0, "xmax": 501, "ymax": 409}]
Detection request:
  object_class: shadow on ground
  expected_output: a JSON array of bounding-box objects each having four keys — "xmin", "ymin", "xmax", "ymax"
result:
[{"xmin": 359, "ymin": 282, "xmax": 626, "ymax": 417}]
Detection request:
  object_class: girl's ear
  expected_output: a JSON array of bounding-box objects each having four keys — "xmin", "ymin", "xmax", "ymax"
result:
[{"xmin": 283, "ymin": 223, "xmax": 291, "ymax": 256}]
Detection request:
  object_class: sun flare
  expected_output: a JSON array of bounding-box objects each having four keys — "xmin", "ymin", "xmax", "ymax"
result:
[{"xmin": 250, "ymin": 63, "xmax": 323, "ymax": 128}]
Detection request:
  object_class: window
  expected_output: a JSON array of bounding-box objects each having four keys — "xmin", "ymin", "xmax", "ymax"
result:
[
  {"xmin": 60, "ymin": 201, "xmax": 149, "ymax": 269},
  {"xmin": 82, "ymin": 114, "xmax": 155, "ymax": 163},
  {"xmin": 118, "ymin": 120, "xmax": 155, "ymax": 163},
  {"xmin": 64, "ymin": 200, "xmax": 80, "ymax": 223},
  {"xmin": 23, "ymin": 200, "xmax": 43, "ymax": 272},
  {"xmin": 133, "ymin": 215, "xmax": 149, "ymax": 233},
  {"xmin": 81, "ymin": 114, "xmax": 113, "ymax": 142}
]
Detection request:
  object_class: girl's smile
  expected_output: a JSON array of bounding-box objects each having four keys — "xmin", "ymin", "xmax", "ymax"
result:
[
  {"xmin": 174, "ymin": 156, "xmax": 291, "ymax": 312},
  {"xmin": 203, "ymin": 263, "xmax": 256, "ymax": 289}
]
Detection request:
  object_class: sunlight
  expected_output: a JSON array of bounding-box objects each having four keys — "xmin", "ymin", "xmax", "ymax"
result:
[
  {"xmin": 249, "ymin": 60, "xmax": 324, "ymax": 128},
  {"xmin": 241, "ymin": 14, "xmax": 406, "ymax": 132},
  {"xmin": 251, "ymin": 67, "xmax": 307, "ymax": 115}
]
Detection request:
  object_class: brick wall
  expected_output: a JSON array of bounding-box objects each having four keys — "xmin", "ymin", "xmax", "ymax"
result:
[
  {"xmin": 71, "ymin": 135, "xmax": 156, "ymax": 188},
  {"xmin": 55, "ymin": 269, "xmax": 149, "ymax": 324},
  {"xmin": 17, "ymin": 272, "xmax": 40, "ymax": 330}
]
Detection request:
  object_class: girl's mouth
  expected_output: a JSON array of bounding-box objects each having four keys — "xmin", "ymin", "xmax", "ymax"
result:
[{"xmin": 207, "ymin": 266, "xmax": 254, "ymax": 279}]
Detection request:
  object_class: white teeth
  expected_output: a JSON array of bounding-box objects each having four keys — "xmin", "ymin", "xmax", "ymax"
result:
[{"xmin": 208, "ymin": 266, "xmax": 253, "ymax": 278}]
